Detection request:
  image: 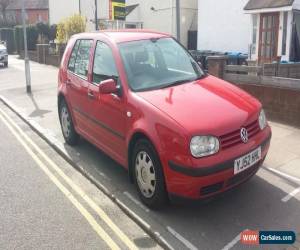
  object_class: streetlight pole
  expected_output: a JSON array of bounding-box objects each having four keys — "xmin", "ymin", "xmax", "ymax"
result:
[
  {"xmin": 79, "ymin": 0, "xmax": 81, "ymax": 14},
  {"xmin": 176, "ymin": 0, "xmax": 181, "ymax": 42},
  {"xmin": 94, "ymin": 0, "xmax": 98, "ymax": 30},
  {"xmin": 21, "ymin": 0, "xmax": 31, "ymax": 94}
]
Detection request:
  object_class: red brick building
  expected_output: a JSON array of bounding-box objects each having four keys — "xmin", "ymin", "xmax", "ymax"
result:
[{"xmin": 7, "ymin": 0, "xmax": 49, "ymax": 24}]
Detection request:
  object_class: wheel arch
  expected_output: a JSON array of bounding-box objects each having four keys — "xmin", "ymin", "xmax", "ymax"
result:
[{"xmin": 127, "ymin": 131, "xmax": 161, "ymax": 183}]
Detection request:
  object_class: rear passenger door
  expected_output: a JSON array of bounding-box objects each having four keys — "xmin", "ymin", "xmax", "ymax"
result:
[{"xmin": 66, "ymin": 39, "xmax": 93, "ymax": 135}]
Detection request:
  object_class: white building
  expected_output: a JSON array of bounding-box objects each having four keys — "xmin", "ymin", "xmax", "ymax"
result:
[
  {"xmin": 48, "ymin": 0, "xmax": 110, "ymax": 31},
  {"xmin": 126, "ymin": 0, "xmax": 198, "ymax": 47},
  {"xmin": 198, "ymin": 0, "xmax": 251, "ymax": 54},
  {"xmin": 197, "ymin": 0, "xmax": 300, "ymax": 64},
  {"xmin": 49, "ymin": 0, "xmax": 197, "ymax": 48}
]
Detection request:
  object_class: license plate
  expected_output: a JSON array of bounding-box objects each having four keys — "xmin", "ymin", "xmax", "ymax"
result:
[{"xmin": 234, "ymin": 147, "xmax": 261, "ymax": 175}]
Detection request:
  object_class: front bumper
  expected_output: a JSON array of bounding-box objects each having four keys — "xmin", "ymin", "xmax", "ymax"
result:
[{"xmin": 164, "ymin": 127, "xmax": 271, "ymax": 200}]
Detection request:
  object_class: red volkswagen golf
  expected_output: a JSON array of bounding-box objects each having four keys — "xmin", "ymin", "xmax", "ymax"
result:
[{"xmin": 58, "ymin": 30, "xmax": 271, "ymax": 208}]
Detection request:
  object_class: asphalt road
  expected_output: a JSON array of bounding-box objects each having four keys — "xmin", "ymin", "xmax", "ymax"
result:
[
  {"xmin": 1, "ymin": 56, "xmax": 300, "ymax": 250},
  {"xmin": 0, "ymin": 104, "xmax": 161, "ymax": 250}
]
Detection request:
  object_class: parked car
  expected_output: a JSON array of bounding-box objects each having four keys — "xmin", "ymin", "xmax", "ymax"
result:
[
  {"xmin": 0, "ymin": 42, "xmax": 8, "ymax": 67},
  {"xmin": 57, "ymin": 31, "xmax": 272, "ymax": 209}
]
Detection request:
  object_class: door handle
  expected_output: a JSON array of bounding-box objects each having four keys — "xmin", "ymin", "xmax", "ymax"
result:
[
  {"xmin": 66, "ymin": 79, "xmax": 71, "ymax": 84},
  {"xmin": 88, "ymin": 91, "xmax": 95, "ymax": 99}
]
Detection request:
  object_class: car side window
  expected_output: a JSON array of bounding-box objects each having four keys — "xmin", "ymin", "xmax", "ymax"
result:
[
  {"xmin": 92, "ymin": 41, "xmax": 118, "ymax": 84},
  {"xmin": 68, "ymin": 39, "xmax": 93, "ymax": 78},
  {"xmin": 68, "ymin": 40, "xmax": 80, "ymax": 72}
]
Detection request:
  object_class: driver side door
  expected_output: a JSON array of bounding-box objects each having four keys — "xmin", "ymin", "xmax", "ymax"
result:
[{"xmin": 88, "ymin": 41, "xmax": 127, "ymax": 166}]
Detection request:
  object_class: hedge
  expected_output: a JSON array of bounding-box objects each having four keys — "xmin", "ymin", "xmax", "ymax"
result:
[
  {"xmin": 14, "ymin": 25, "xmax": 39, "ymax": 52},
  {"xmin": 0, "ymin": 28, "xmax": 15, "ymax": 54}
]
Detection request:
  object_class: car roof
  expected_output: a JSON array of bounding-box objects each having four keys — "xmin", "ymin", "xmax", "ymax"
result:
[
  {"xmin": 0, "ymin": 44, "xmax": 6, "ymax": 49},
  {"xmin": 71, "ymin": 30, "xmax": 171, "ymax": 44}
]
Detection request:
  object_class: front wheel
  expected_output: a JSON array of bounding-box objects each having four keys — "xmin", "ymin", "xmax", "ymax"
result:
[
  {"xmin": 132, "ymin": 139, "xmax": 168, "ymax": 209},
  {"xmin": 59, "ymin": 99, "xmax": 79, "ymax": 145}
]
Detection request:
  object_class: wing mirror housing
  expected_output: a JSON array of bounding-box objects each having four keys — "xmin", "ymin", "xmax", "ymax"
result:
[{"xmin": 99, "ymin": 79, "xmax": 119, "ymax": 95}]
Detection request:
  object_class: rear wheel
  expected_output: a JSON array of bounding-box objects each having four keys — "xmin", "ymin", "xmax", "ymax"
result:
[
  {"xmin": 59, "ymin": 99, "xmax": 79, "ymax": 145},
  {"xmin": 132, "ymin": 139, "xmax": 167, "ymax": 209}
]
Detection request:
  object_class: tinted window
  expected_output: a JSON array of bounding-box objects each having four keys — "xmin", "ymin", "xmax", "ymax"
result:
[
  {"xmin": 68, "ymin": 40, "xmax": 80, "ymax": 72},
  {"xmin": 68, "ymin": 39, "xmax": 93, "ymax": 78},
  {"xmin": 92, "ymin": 41, "xmax": 118, "ymax": 84}
]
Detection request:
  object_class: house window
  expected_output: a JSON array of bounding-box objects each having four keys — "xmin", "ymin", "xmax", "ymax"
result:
[
  {"xmin": 252, "ymin": 14, "xmax": 258, "ymax": 54},
  {"xmin": 282, "ymin": 12, "xmax": 288, "ymax": 56}
]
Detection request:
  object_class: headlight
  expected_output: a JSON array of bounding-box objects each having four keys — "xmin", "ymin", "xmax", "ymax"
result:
[
  {"xmin": 190, "ymin": 136, "xmax": 220, "ymax": 158},
  {"xmin": 259, "ymin": 109, "xmax": 267, "ymax": 130}
]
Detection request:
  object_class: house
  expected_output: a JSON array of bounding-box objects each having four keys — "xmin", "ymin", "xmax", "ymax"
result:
[
  {"xmin": 125, "ymin": 0, "xmax": 198, "ymax": 48},
  {"xmin": 244, "ymin": 0, "xmax": 300, "ymax": 63},
  {"xmin": 197, "ymin": 0, "xmax": 300, "ymax": 64},
  {"xmin": 197, "ymin": 0, "xmax": 251, "ymax": 54},
  {"xmin": 7, "ymin": 0, "xmax": 49, "ymax": 24},
  {"xmin": 48, "ymin": 0, "xmax": 197, "ymax": 48},
  {"xmin": 49, "ymin": 0, "xmax": 137, "ymax": 31}
]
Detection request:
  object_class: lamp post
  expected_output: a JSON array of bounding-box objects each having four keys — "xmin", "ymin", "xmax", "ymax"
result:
[
  {"xmin": 176, "ymin": 0, "xmax": 181, "ymax": 42},
  {"xmin": 95, "ymin": 0, "xmax": 98, "ymax": 30},
  {"xmin": 21, "ymin": 0, "xmax": 31, "ymax": 93}
]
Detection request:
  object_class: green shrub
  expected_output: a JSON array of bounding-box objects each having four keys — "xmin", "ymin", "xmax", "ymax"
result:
[
  {"xmin": 14, "ymin": 25, "xmax": 38, "ymax": 52},
  {"xmin": 0, "ymin": 28, "xmax": 15, "ymax": 54},
  {"xmin": 56, "ymin": 14, "xmax": 86, "ymax": 43}
]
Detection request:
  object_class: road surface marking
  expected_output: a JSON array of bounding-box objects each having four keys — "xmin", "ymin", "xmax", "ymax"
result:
[
  {"xmin": 282, "ymin": 187, "xmax": 300, "ymax": 202},
  {"xmin": 124, "ymin": 191, "xmax": 150, "ymax": 213},
  {"xmin": 0, "ymin": 108, "xmax": 139, "ymax": 250},
  {"xmin": 0, "ymin": 112, "xmax": 120, "ymax": 250},
  {"xmin": 166, "ymin": 226, "xmax": 198, "ymax": 250},
  {"xmin": 221, "ymin": 229, "xmax": 247, "ymax": 250},
  {"xmin": 264, "ymin": 167, "xmax": 300, "ymax": 183}
]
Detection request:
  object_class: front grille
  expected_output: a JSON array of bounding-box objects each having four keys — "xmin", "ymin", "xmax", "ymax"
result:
[
  {"xmin": 219, "ymin": 120, "xmax": 260, "ymax": 149},
  {"xmin": 200, "ymin": 182, "xmax": 224, "ymax": 196}
]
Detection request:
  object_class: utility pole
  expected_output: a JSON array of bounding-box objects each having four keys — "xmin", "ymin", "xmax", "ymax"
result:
[
  {"xmin": 94, "ymin": 0, "xmax": 98, "ymax": 30},
  {"xmin": 79, "ymin": 0, "xmax": 81, "ymax": 14},
  {"xmin": 21, "ymin": 0, "xmax": 31, "ymax": 93},
  {"xmin": 176, "ymin": 0, "xmax": 181, "ymax": 42}
]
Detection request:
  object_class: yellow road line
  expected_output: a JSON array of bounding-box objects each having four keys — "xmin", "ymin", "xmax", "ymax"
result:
[
  {"xmin": 0, "ymin": 108, "xmax": 139, "ymax": 250},
  {"xmin": 0, "ymin": 112, "xmax": 120, "ymax": 250}
]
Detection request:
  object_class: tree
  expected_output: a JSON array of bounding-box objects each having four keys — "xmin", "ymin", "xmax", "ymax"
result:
[
  {"xmin": 0, "ymin": 0, "xmax": 10, "ymax": 26},
  {"xmin": 56, "ymin": 14, "xmax": 86, "ymax": 44}
]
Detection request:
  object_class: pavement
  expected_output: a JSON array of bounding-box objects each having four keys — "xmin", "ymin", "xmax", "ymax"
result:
[{"xmin": 1, "ymin": 56, "xmax": 300, "ymax": 250}]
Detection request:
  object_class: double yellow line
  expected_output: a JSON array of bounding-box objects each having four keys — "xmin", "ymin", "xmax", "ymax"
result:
[{"xmin": 0, "ymin": 107, "xmax": 138, "ymax": 250}]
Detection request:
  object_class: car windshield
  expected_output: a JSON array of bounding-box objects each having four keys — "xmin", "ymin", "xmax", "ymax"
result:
[
  {"xmin": 118, "ymin": 37, "xmax": 205, "ymax": 91},
  {"xmin": 0, "ymin": 44, "xmax": 6, "ymax": 50}
]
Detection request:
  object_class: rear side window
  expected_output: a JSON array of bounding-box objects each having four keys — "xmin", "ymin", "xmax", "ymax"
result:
[
  {"xmin": 92, "ymin": 41, "xmax": 118, "ymax": 84},
  {"xmin": 68, "ymin": 39, "xmax": 93, "ymax": 78}
]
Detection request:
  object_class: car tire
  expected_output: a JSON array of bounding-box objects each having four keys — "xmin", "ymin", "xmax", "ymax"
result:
[
  {"xmin": 59, "ymin": 99, "xmax": 79, "ymax": 145},
  {"xmin": 132, "ymin": 139, "xmax": 168, "ymax": 209},
  {"xmin": 4, "ymin": 62, "xmax": 8, "ymax": 67}
]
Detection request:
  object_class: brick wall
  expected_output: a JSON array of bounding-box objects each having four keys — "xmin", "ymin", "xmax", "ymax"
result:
[
  {"xmin": 15, "ymin": 9, "xmax": 49, "ymax": 24},
  {"xmin": 233, "ymin": 83, "xmax": 300, "ymax": 127}
]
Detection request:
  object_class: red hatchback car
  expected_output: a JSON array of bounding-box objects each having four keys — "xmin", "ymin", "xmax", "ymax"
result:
[{"xmin": 58, "ymin": 30, "xmax": 272, "ymax": 208}]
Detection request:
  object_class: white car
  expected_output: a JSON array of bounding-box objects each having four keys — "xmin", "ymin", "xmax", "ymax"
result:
[{"xmin": 0, "ymin": 43, "xmax": 8, "ymax": 67}]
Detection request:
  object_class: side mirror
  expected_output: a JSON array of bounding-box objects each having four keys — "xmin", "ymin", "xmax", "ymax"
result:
[{"xmin": 99, "ymin": 79, "xmax": 118, "ymax": 95}]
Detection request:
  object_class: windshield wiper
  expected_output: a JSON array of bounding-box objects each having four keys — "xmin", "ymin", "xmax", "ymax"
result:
[{"xmin": 161, "ymin": 78, "xmax": 195, "ymax": 89}]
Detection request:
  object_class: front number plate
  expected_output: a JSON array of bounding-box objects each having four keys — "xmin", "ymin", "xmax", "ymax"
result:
[{"xmin": 234, "ymin": 147, "xmax": 261, "ymax": 175}]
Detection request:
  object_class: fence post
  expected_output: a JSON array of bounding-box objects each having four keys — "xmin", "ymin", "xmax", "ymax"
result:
[
  {"xmin": 207, "ymin": 56, "xmax": 228, "ymax": 79},
  {"xmin": 37, "ymin": 44, "xmax": 49, "ymax": 64}
]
